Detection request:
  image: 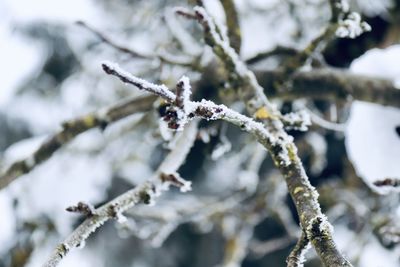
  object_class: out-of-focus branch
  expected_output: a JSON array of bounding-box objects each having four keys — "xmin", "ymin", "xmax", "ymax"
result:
[
  {"xmin": 42, "ymin": 120, "xmax": 198, "ymax": 267},
  {"xmin": 183, "ymin": 6, "xmax": 353, "ymax": 266},
  {"xmin": 373, "ymin": 178, "xmax": 400, "ymax": 188},
  {"xmin": 281, "ymin": 0, "xmax": 355, "ymax": 76},
  {"xmin": 245, "ymin": 46, "xmax": 298, "ymax": 65},
  {"xmin": 78, "ymin": 20, "xmax": 203, "ymax": 70},
  {"xmin": 255, "ymin": 68, "xmax": 400, "ymax": 108},
  {"xmin": 286, "ymin": 232, "xmax": 310, "ymax": 267},
  {"xmin": 282, "ymin": 25, "xmax": 337, "ymax": 76},
  {"xmin": 197, "ymin": 62, "xmax": 400, "ymax": 108},
  {"xmin": 220, "ymin": 0, "xmax": 241, "ymax": 53},
  {"xmin": 76, "ymin": 21, "xmax": 150, "ymax": 59},
  {"xmin": 0, "ymin": 95, "xmax": 156, "ymax": 190}
]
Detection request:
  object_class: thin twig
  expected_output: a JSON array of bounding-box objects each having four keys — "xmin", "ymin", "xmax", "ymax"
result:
[
  {"xmin": 287, "ymin": 231, "xmax": 311, "ymax": 267},
  {"xmin": 42, "ymin": 120, "xmax": 198, "ymax": 267},
  {"xmin": 76, "ymin": 21, "xmax": 150, "ymax": 59}
]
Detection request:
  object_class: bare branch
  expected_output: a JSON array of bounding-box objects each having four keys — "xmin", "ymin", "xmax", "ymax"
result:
[
  {"xmin": 220, "ymin": 0, "xmax": 242, "ymax": 53},
  {"xmin": 255, "ymin": 68, "xmax": 400, "ymax": 108},
  {"xmin": 76, "ymin": 21, "xmax": 150, "ymax": 59},
  {"xmin": 287, "ymin": 232, "xmax": 310, "ymax": 267},
  {"xmin": 245, "ymin": 46, "xmax": 298, "ymax": 65}
]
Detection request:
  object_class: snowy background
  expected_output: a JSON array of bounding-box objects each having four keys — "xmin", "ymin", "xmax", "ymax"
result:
[{"xmin": 0, "ymin": 0, "xmax": 399, "ymax": 267}]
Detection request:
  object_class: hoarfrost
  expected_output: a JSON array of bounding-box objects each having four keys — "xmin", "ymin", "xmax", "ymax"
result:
[
  {"xmin": 336, "ymin": 12, "xmax": 371, "ymax": 39},
  {"xmin": 282, "ymin": 110, "xmax": 311, "ymax": 131},
  {"xmin": 102, "ymin": 61, "xmax": 175, "ymax": 102}
]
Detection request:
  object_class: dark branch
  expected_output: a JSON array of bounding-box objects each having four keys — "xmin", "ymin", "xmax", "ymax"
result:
[
  {"xmin": 255, "ymin": 68, "xmax": 400, "ymax": 108},
  {"xmin": 220, "ymin": 0, "xmax": 242, "ymax": 53}
]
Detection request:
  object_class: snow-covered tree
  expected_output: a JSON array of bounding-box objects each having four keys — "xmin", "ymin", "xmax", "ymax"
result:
[{"xmin": 0, "ymin": 1, "xmax": 399, "ymax": 266}]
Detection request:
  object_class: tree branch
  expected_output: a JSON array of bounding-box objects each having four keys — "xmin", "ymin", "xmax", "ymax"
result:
[
  {"xmin": 77, "ymin": 21, "xmax": 151, "ymax": 59},
  {"xmin": 245, "ymin": 46, "xmax": 298, "ymax": 65},
  {"xmin": 101, "ymin": 55, "xmax": 352, "ymax": 266},
  {"xmin": 0, "ymin": 95, "xmax": 156, "ymax": 190},
  {"xmin": 186, "ymin": 6, "xmax": 353, "ymax": 266},
  {"xmin": 255, "ymin": 68, "xmax": 400, "ymax": 108},
  {"xmin": 42, "ymin": 119, "xmax": 198, "ymax": 267},
  {"xmin": 220, "ymin": 0, "xmax": 241, "ymax": 53},
  {"xmin": 287, "ymin": 231, "xmax": 310, "ymax": 267}
]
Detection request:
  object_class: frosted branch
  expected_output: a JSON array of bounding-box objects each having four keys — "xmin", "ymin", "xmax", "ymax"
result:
[
  {"xmin": 66, "ymin": 202, "xmax": 96, "ymax": 217},
  {"xmin": 42, "ymin": 121, "xmax": 198, "ymax": 267},
  {"xmin": 189, "ymin": 5, "xmax": 353, "ymax": 267},
  {"xmin": 336, "ymin": 12, "xmax": 371, "ymax": 39}
]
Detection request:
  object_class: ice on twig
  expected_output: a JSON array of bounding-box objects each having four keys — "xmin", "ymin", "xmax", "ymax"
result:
[
  {"xmin": 160, "ymin": 172, "xmax": 192, "ymax": 193},
  {"xmin": 336, "ymin": 12, "xmax": 371, "ymax": 39}
]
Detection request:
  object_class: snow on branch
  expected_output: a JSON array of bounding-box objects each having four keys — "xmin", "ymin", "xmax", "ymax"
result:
[
  {"xmin": 100, "ymin": 61, "xmax": 281, "ymax": 153},
  {"xmin": 42, "ymin": 120, "xmax": 198, "ymax": 267},
  {"xmin": 102, "ymin": 61, "xmax": 176, "ymax": 102},
  {"xmin": 182, "ymin": 5, "xmax": 353, "ymax": 267},
  {"xmin": 336, "ymin": 12, "xmax": 371, "ymax": 39}
]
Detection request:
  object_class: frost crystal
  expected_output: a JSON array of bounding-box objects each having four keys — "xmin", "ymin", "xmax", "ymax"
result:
[
  {"xmin": 335, "ymin": 0, "xmax": 350, "ymax": 13},
  {"xmin": 102, "ymin": 61, "xmax": 176, "ymax": 101},
  {"xmin": 282, "ymin": 110, "xmax": 311, "ymax": 131},
  {"xmin": 162, "ymin": 76, "xmax": 196, "ymax": 131},
  {"xmin": 306, "ymin": 215, "xmax": 334, "ymax": 238},
  {"xmin": 116, "ymin": 212, "xmax": 128, "ymax": 224},
  {"xmin": 336, "ymin": 12, "xmax": 371, "ymax": 39}
]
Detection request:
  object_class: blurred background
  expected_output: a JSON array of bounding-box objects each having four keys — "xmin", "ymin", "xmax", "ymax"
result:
[{"xmin": 0, "ymin": 0, "xmax": 399, "ymax": 266}]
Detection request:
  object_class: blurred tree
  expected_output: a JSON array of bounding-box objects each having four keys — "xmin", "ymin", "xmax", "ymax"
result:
[{"xmin": 0, "ymin": 1, "xmax": 399, "ymax": 267}]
